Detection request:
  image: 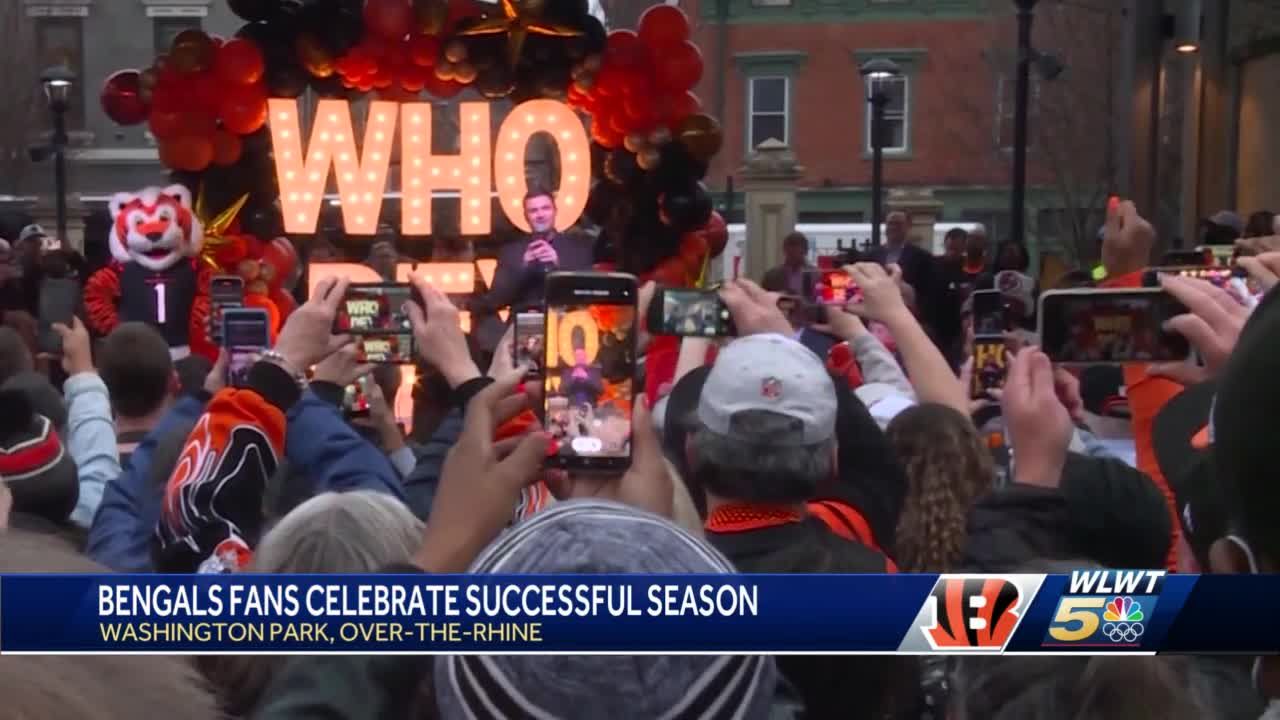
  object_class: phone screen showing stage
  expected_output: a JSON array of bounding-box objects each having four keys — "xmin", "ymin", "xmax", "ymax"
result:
[
  {"xmin": 1040, "ymin": 290, "xmax": 1190, "ymax": 364},
  {"xmin": 334, "ymin": 284, "xmax": 413, "ymax": 334},
  {"xmin": 658, "ymin": 289, "xmax": 734, "ymax": 337},
  {"xmin": 971, "ymin": 290, "xmax": 1006, "ymax": 336},
  {"xmin": 814, "ymin": 269, "xmax": 859, "ymax": 306},
  {"xmin": 513, "ymin": 312, "xmax": 547, "ymax": 377},
  {"xmin": 970, "ymin": 336, "xmax": 1008, "ymax": 400},
  {"xmin": 1141, "ymin": 265, "xmax": 1236, "ymax": 289},
  {"xmin": 543, "ymin": 301, "xmax": 636, "ymax": 468},
  {"xmin": 223, "ymin": 309, "xmax": 270, "ymax": 387},
  {"xmin": 353, "ymin": 335, "xmax": 415, "ymax": 364}
]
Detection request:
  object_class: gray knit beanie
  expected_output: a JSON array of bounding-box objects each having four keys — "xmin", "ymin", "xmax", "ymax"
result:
[{"xmin": 434, "ymin": 500, "xmax": 777, "ymax": 720}]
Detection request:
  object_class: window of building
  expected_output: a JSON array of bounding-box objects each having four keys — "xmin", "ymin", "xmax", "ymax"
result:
[
  {"xmin": 995, "ymin": 74, "xmax": 1040, "ymax": 150},
  {"xmin": 864, "ymin": 74, "xmax": 909, "ymax": 154},
  {"xmin": 154, "ymin": 15, "xmax": 203, "ymax": 55},
  {"xmin": 35, "ymin": 17, "xmax": 86, "ymax": 130},
  {"xmin": 748, "ymin": 75, "xmax": 789, "ymax": 150}
]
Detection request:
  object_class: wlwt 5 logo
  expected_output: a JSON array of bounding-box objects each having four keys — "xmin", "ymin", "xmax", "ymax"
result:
[{"xmin": 897, "ymin": 575, "xmax": 1046, "ymax": 653}]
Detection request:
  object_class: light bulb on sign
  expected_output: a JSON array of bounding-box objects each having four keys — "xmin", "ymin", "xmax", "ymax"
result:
[{"xmin": 493, "ymin": 98, "xmax": 590, "ymax": 232}]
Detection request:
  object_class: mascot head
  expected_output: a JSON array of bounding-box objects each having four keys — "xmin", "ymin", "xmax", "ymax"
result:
[{"xmin": 109, "ymin": 185, "xmax": 204, "ymax": 272}]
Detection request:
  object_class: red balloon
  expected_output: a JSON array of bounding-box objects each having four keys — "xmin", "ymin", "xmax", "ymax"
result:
[
  {"xmin": 407, "ymin": 33, "xmax": 440, "ymax": 67},
  {"xmin": 638, "ymin": 5, "xmax": 691, "ymax": 49},
  {"xmin": 656, "ymin": 90, "xmax": 701, "ymax": 125},
  {"xmin": 216, "ymin": 38, "xmax": 266, "ymax": 85},
  {"xmin": 211, "ymin": 130, "xmax": 243, "ymax": 166},
  {"xmin": 101, "ymin": 70, "xmax": 149, "ymax": 126},
  {"xmin": 270, "ymin": 287, "xmax": 297, "ymax": 320},
  {"xmin": 160, "ymin": 134, "xmax": 215, "ymax": 172},
  {"xmin": 189, "ymin": 71, "xmax": 223, "ymax": 115},
  {"xmin": 604, "ymin": 30, "xmax": 645, "ymax": 69},
  {"xmin": 219, "ymin": 83, "xmax": 267, "ymax": 135},
  {"xmin": 261, "ymin": 236, "xmax": 298, "ymax": 288},
  {"xmin": 623, "ymin": 94, "xmax": 659, "ymax": 133},
  {"xmin": 701, "ymin": 211, "xmax": 729, "ymax": 258},
  {"xmin": 657, "ymin": 41, "xmax": 703, "ymax": 91},
  {"xmin": 365, "ymin": 0, "xmax": 413, "ymax": 40},
  {"xmin": 399, "ymin": 63, "xmax": 429, "ymax": 92}
]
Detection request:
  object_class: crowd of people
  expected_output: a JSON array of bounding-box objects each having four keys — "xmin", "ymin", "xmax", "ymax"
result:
[{"xmin": 3, "ymin": 195, "xmax": 1280, "ymax": 720}]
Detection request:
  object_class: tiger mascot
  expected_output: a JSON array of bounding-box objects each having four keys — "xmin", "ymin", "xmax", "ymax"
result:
[{"xmin": 83, "ymin": 185, "xmax": 216, "ymax": 360}]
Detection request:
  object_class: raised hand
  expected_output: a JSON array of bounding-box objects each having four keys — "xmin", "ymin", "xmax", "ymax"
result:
[
  {"xmin": 1002, "ymin": 347, "xmax": 1073, "ymax": 488},
  {"xmin": 417, "ymin": 369, "xmax": 549, "ymax": 573},
  {"xmin": 719, "ymin": 278, "xmax": 792, "ymax": 336},
  {"xmin": 271, "ymin": 276, "xmax": 352, "ymax": 375},
  {"xmin": 404, "ymin": 273, "xmax": 480, "ymax": 388}
]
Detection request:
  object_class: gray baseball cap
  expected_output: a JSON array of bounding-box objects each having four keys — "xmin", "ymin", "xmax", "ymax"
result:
[{"xmin": 696, "ymin": 333, "xmax": 837, "ymax": 444}]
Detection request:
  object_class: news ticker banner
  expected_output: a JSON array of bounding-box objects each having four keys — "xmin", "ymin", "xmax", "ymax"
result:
[{"xmin": 0, "ymin": 571, "xmax": 1273, "ymax": 654}]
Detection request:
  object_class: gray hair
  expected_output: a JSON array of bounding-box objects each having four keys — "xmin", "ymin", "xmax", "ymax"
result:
[
  {"xmin": 688, "ymin": 410, "xmax": 834, "ymax": 504},
  {"xmin": 252, "ymin": 491, "xmax": 424, "ymax": 574}
]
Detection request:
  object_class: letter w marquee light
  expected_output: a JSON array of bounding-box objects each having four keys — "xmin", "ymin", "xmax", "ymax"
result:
[{"xmin": 269, "ymin": 98, "xmax": 591, "ymax": 235}]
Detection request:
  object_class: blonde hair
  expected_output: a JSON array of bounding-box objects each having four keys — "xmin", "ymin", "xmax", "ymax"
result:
[
  {"xmin": 886, "ymin": 404, "xmax": 993, "ymax": 573},
  {"xmin": 252, "ymin": 491, "xmax": 424, "ymax": 574},
  {"xmin": 205, "ymin": 491, "xmax": 425, "ymax": 715},
  {"xmin": 665, "ymin": 459, "xmax": 704, "ymax": 537}
]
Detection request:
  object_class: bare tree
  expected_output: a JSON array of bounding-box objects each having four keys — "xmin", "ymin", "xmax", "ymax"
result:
[
  {"xmin": 939, "ymin": 0, "xmax": 1124, "ymax": 269},
  {"xmin": 0, "ymin": 4, "xmax": 39, "ymax": 197}
]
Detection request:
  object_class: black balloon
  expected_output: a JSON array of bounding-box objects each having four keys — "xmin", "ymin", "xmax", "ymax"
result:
[
  {"xmin": 243, "ymin": 204, "xmax": 284, "ymax": 240},
  {"xmin": 265, "ymin": 62, "xmax": 309, "ymax": 97},
  {"xmin": 299, "ymin": 0, "xmax": 363, "ymax": 56},
  {"xmin": 575, "ymin": 16, "xmax": 607, "ymax": 56},
  {"xmin": 604, "ymin": 149, "xmax": 639, "ymax": 186},
  {"xmin": 228, "ymin": 0, "xmax": 280, "ymax": 22},
  {"xmin": 475, "ymin": 66, "xmax": 515, "ymax": 99},
  {"xmin": 661, "ymin": 183, "xmax": 713, "ymax": 233}
]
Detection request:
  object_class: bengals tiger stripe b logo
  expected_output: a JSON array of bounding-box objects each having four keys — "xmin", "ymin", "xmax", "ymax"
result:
[{"xmin": 922, "ymin": 577, "xmax": 1023, "ymax": 650}]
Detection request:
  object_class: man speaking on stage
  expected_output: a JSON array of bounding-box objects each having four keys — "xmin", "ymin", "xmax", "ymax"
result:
[{"xmin": 472, "ymin": 188, "xmax": 593, "ymax": 352}]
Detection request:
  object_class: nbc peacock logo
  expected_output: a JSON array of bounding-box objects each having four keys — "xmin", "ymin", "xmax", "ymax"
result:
[{"xmin": 1101, "ymin": 596, "xmax": 1145, "ymax": 643}]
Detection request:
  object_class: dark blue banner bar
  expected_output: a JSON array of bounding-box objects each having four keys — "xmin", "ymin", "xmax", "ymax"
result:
[{"xmin": 0, "ymin": 573, "xmax": 1275, "ymax": 654}]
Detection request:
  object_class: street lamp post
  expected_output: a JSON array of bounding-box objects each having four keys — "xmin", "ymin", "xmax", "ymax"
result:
[
  {"xmin": 860, "ymin": 58, "xmax": 901, "ymax": 250},
  {"xmin": 41, "ymin": 64, "xmax": 76, "ymax": 244},
  {"xmin": 1010, "ymin": 0, "xmax": 1039, "ymax": 248}
]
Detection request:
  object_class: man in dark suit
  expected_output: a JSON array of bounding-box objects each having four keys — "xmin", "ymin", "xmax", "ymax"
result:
[
  {"xmin": 869, "ymin": 211, "xmax": 940, "ymax": 334},
  {"xmin": 762, "ymin": 231, "xmax": 819, "ymax": 299},
  {"xmin": 471, "ymin": 188, "xmax": 594, "ymax": 352}
]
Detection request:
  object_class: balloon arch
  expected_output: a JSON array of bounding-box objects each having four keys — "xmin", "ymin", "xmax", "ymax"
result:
[{"xmin": 100, "ymin": 0, "xmax": 730, "ymax": 324}]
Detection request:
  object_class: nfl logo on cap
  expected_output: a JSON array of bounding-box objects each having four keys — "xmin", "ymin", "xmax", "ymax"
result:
[{"xmin": 761, "ymin": 377, "xmax": 782, "ymax": 400}]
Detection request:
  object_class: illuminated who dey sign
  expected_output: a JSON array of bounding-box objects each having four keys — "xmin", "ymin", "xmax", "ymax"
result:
[{"xmin": 269, "ymin": 98, "xmax": 592, "ymax": 236}]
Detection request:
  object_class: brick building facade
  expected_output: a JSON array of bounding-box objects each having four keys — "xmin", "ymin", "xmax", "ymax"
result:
[{"xmin": 684, "ymin": 0, "xmax": 1123, "ymax": 266}]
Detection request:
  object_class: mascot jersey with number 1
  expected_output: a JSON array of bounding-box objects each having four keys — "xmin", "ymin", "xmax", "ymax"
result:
[{"xmin": 84, "ymin": 185, "xmax": 215, "ymax": 360}]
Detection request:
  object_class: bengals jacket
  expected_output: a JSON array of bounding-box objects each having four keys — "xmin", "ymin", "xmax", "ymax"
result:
[{"xmin": 89, "ymin": 364, "xmax": 404, "ymax": 573}]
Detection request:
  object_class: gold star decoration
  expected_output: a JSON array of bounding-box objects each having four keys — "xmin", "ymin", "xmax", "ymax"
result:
[
  {"xmin": 457, "ymin": 0, "xmax": 583, "ymax": 68},
  {"xmin": 195, "ymin": 187, "xmax": 250, "ymax": 271}
]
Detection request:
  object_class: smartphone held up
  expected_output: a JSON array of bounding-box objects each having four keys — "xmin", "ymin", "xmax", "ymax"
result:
[
  {"xmin": 648, "ymin": 288, "xmax": 735, "ymax": 338},
  {"xmin": 543, "ymin": 272, "xmax": 637, "ymax": 472},
  {"xmin": 333, "ymin": 283, "xmax": 420, "ymax": 364},
  {"xmin": 222, "ymin": 307, "xmax": 271, "ymax": 387},
  {"xmin": 1038, "ymin": 288, "xmax": 1190, "ymax": 365}
]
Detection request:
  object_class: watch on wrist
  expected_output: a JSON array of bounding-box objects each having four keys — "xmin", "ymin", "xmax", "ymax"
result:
[{"xmin": 261, "ymin": 350, "xmax": 309, "ymax": 389}]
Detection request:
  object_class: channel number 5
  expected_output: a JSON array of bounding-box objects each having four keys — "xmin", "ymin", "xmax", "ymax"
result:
[{"xmin": 1047, "ymin": 597, "xmax": 1105, "ymax": 642}]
